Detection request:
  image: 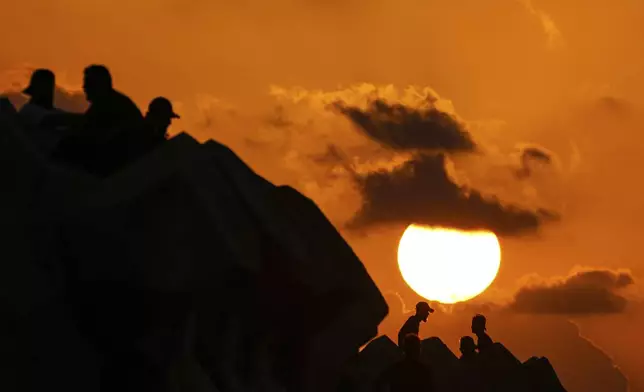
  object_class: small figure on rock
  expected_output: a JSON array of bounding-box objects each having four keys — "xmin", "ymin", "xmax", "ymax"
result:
[
  {"xmin": 459, "ymin": 336, "xmax": 477, "ymax": 363},
  {"xmin": 458, "ymin": 336, "xmax": 489, "ymax": 392},
  {"xmin": 145, "ymin": 97, "xmax": 179, "ymax": 141},
  {"xmin": 125, "ymin": 96, "xmax": 180, "ymax": 160},
  {"xmin": 398, "ymin": 301, "xmax": 434, "ymax": 348},
  {"xmin": 471, "ymin": 314, "xmax": 493, "ymax": 354},
  {"xmin": 377, "ymin": 333, "xmax": 434, "ymax": 392}
]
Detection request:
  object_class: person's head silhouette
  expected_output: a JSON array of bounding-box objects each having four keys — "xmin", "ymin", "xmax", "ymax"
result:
[
  {"xmin": 471, "ymin": 314, "xmax": 487, "ymax": 335},
  {"xmin": 415, "ymin": 301, "xmax": 434, "ymax": 322},
  {"xmin": 83, "ymin": 65, "xmax": 113, "ymax": 102},
  {"xmin": 23, "ymin": 69, "xmax": 55, "ymax": 108},
  {"xmin": 402, "ymin": 333, "xmax": 422, "ymax": 361},
  {"xmin": 146, "ymin": 97, "xmax": 180, "ymax": 133},
  {"xmin": 459, "ymin": 336, "xmax": 476, "ymax": 357}
]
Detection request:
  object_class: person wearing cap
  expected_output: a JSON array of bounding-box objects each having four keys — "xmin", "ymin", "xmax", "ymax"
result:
[
  {"xmin": 19, "ymin": 69, "xmax": 57, "ymax": 126},
  {"xmin": 397, "ymin": 301, "xmax": 434, "ymax": 348},
  {"xmin": 18, "ymin": 69, "xmax": 76, "ymax": 155},
  {"xmin": 144, "ymin": 96, "xmax": 180, "ymax": 142}
]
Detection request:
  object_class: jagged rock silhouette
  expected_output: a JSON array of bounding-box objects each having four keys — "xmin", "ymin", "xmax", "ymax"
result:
[
  {"xmin": 344, "ymin": 336, "xmax": 567, "ymax": 392},
  {"xmin": 0, "ymin": 97, "xmax": 568, "ymax": 392},
  {"xmin": 0, "ymin": 103, "xmax": 388, "ymax": 392}
]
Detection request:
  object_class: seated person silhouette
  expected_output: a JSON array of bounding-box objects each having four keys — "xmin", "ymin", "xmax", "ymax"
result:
[
  {"xmin": 128, "ymin": 97, "xmax": 181, "ymax": 159},
  {"xmin": 398, "ymin": 302, "xmax": 434, "ymax": 348},
  {"xmin": 471, "ymin": 314, "xmax": 493, "ymax": 353},
  {"xmin": 145, "ymin": 97, "xmax": 179, "ymax": 141},
  {"xmin": 458, "ymin": 336, "xmax": 477, "ymax": 363},
  {"xmin": 376, "ymin": 333, "xmax": 434, "ymax": 392},
  {"xmin": 81, "ymin": 64, "xmax": 143, "ymax": 135},
  {"xmin": 18, "ymin": 69, "xmax": 78, "ymax": 155},
  {"xmin": 54, "ymin": 64, "xmax": 144, "ymax": 176},
  {"xmin": 457, "ymin": 336, "xmax": 488, "ymax": 392},
  {"xmin": 19, "ymin": 69, "xmax": 57, "ymax": 124}
]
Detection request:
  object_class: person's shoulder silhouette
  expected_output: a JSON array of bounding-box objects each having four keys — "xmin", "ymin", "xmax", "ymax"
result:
[
  {"xmin": 378, "ymin": 333, "xmax": 433, "ymax": 392},
  {"xmin": 82, "ymin": 64, "xmax": 143, "ymax": 133}
]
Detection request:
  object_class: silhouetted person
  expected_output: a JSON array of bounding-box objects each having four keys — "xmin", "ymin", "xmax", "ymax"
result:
[
  {"xmin": 457, "ymin": 336, "xmax": 489, "ymax": 392},
  {"xmin": 54, "ymin": 65, "xmax": 144, "ymax": 175},
  {"xmin": 82, "ymin": 64, "xmax": 143, "ymax": 133},
  {"xmin": 18, "ymin": 69, "xmax": 80, "ymax": 155},
  {"xmin": 19, "ymin": 69, "xmax": 59, "ymax": 129},
  {"xmin": 471, "ymin": 314, "xmax": 493, "ymax": 353},
  {"xmin": 398, "ymin": 302, "xmax": 434, "ymax": 348},
  {"xmin": 20, "ymin": 69, "xmax": 55, "ymax": 113},
  {"xmin": 125, "ymin": 96, "xmax": 180, "ymax": 159},
  {"xmin": 459, "ymin": 336, "xmax": 477, "ymax": 362},
  {"xmin": 377, "ymin": 333, "xmax": 433, "ymax": 392},
  {"xmin": 145, "ymin": 97, "xmax": 179, "ymax": 141}
]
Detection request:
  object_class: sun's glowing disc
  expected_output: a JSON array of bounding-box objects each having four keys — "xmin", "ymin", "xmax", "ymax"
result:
[{"xmin": 397, "ymin": 224, "xmax": 501, "ymax": 304}]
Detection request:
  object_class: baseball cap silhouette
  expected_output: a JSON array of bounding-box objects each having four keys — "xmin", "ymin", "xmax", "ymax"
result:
[
  {"xmin": 23, "ymin": 69, "xmax": 55, "ymax": 96},
  {"xmin": 148, "ymin": 97, "xmax": 180, "ymax": 119},
  {"xmin": 416, "ymin": 301, "xmax": 434, "ymax": 313}
]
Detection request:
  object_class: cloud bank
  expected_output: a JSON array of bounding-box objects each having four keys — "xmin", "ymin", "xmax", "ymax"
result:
[{"xmin": 509, "ymin": 268, "xmax": 636, "ymax": 315}]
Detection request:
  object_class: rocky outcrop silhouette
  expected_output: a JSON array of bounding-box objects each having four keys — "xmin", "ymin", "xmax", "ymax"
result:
[
  {"xmin": 0, "ymin": 106, "xmax": 388, "ymax": 392},
  {"xmin": 344, "ymin": 336, "xmax": 567, "ymax": 392},
  {"xmin": 0, "ymin": 99, "xmax": 570, "ymax": 392}
]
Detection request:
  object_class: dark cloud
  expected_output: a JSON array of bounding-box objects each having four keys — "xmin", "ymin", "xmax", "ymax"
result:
[
  {"xmin": 346, "ymin": 153, "xmax": 553, "ymax": 235},
  {"xmin": 333, "ymin": 98, "xmax": 475, "ymax": 152},
  {"xmin": 521, "ymin": 146, "xmax": 552, "ymax": 163},
  {"xmin": 509, "ymin": 269, "xmax": 635, "ymax": 315},
  {"xmin": 516, "ymin": 145, "xmax": 553, "ymax": 178},
  {"xmin": 265, "ymin": 105, "xmax": 294, "ymax": 128}
]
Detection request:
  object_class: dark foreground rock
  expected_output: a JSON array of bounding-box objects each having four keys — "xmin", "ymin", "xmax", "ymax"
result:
[
  {"xmin": 0, "ymin": 106, "xmax": 388, "ymax": 392},
  {"xmin": 346, "ymin": 336, "xmax": 568, "ymax": 392}
]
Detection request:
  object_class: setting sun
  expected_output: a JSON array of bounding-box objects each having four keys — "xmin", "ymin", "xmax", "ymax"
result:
[{"xmin": 397, "ymin": 224, "xmax": 501, "ymax": 304}]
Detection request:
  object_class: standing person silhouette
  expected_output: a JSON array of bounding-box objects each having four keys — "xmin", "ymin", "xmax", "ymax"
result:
[{"xmin": 398, "ymin": 302, "xmax": 434, "ymax": 348}]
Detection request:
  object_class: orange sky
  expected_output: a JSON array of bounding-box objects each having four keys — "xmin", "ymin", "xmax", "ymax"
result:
[{"xmin": 2, "ymin": 0, "xmax": 644, "ymax": 390}]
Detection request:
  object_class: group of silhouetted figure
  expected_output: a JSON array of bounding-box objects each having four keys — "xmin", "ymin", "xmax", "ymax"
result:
[
  {"xmin": 377, "ymin": 302, "xmax": 529, "ymax": 392},
  {"xmin": 0, "ymin": 66, "xmax": 180, "ymax": 177}
]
